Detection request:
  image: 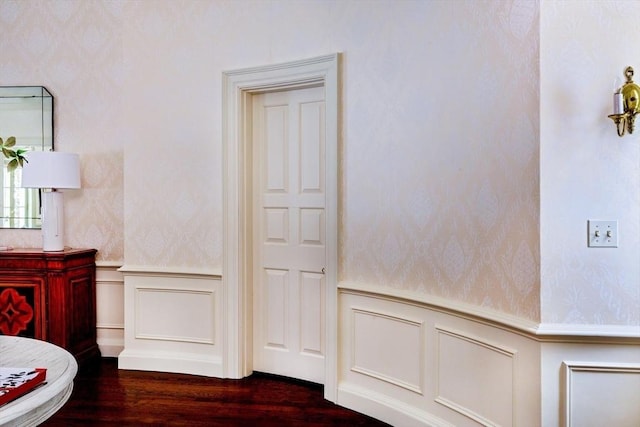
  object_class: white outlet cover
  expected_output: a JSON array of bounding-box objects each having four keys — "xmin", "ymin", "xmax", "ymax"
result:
[{"xmin": 588, "ymin": 220, "xmax": 618, "ymax": 248}]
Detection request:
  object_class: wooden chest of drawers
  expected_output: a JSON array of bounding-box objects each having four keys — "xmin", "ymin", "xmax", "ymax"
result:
[{"xmin": 0, "ymin": 248, "xmax": 100, "ymax": 365}]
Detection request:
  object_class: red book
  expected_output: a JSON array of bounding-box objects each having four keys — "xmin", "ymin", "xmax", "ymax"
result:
[{"xmin": 0, "ymin": 368, "xmax": 47, "ymax": 406}]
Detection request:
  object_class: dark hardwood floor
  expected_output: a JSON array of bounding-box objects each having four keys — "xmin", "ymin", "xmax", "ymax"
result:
[{"xmin": 42, "ymin": 358, "xmax": 390, "ymax": 426}]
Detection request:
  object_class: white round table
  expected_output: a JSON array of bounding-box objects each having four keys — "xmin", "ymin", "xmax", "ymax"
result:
[{"xmin": 0, "ymin": 336, "xmax": 77, "ymax": 427}]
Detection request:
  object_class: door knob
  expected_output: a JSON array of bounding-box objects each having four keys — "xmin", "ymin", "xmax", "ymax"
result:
[{"xmin": 321, "ymin": 267, "xmax": 325, "ymax": 274}]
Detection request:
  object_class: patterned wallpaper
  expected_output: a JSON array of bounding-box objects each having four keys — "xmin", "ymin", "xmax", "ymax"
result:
[
  {"xmin": 339, "ymin": 0, "xmax": 540, "ymax": 321},
  {"xmin": 4, "ymin": 0, "xmax": 634, "ymax": 326},
  {"xmin": 540, "ymin": 1, "xmax": 640, "ymax": 325},
  {"xmin": 0, "ymin": 0, "xmax": 124, "ymax": 261}
]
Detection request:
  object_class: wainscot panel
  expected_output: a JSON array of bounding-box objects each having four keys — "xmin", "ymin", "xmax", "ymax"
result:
[
  {"xmin": 135, "ymin": 287, "xmax": 215, "ymax": 344},
  {"xmin": 118, "ymin": 266, "xmax": 223, "ymax": 377},
  {"xmin": 541, "ymin": 342, "xmax": 640, "ymax": 427},
  {"xmin": 338, "ymin": 284, "xmax": 640, "ymax": 427},
  {"xmin": 435, "ymin": 326, "xmax": 515, "ymax": 426},
  {"xmin": 352, "ymin": 308, "xmax": 424, "ymax": 393},
  {"xmin": 96, "ymin": 262, "xmax": 124, "ymax": 357},
  {"xmin": 338, "ymin": 286, "xmax": 540, "ymax": 427},
  {"xmin": 562, "ymin": 361, "xmax": 640, "ymax": 427}
]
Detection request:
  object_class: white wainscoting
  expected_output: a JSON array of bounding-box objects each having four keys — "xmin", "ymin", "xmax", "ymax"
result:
[
  {"xmin": 338, "ymin": 287, "xmax": 541, "ymax": 427},
  {"xmin": 96, "ymin": 269, "xmax": 640, "ymax": 426},
  {"xmin": 117, "ymin": 266, "xmax": 223, "ymax": 377},
  {"xmin": 338, "ymin": 285, "xmax": 640, "ymax": 427},
  {"xmin": 96, "ymin": 262, "xmax": 124, "ymax": 357},
  {"xmin": 435, "ymin": 326, "xmax": 517, "ymax": 426},
  {"xmin": 351, "ymin": 308, "xmax": 424, "ymax": 394},
  {"xmin": 562, "ymin": 361, "xmax": 640, "ymax": 427},
  {"xmin": 542, "ymin": 342, "xmax": 640, "ymax": 427}
]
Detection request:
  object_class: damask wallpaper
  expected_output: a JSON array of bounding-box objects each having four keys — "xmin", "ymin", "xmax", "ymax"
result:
[
  {"xmin": 540, "ymin": 0, "xmax": 640, "ymax": 325},
  {"xmin": 0, "ymin": 0, "xmax": 125, "ymax": 261},
  {"xmin": 1, "ymin": 0, "xmax": 637, "ymax": 327}
]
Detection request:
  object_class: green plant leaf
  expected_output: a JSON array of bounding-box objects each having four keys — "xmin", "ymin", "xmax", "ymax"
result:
[
  {"xmin": 7, "ymin": 158, "xmax": 18, "ymax": 172},
  {"xmin": 1, "ymin": 136, "xmax": 25, "ymax": 171}
]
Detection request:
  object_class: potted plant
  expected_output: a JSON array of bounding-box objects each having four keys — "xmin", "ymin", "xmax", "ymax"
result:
[{"xmin": 0, "ymin": 136, "xmax": 28, "ymax": 171}]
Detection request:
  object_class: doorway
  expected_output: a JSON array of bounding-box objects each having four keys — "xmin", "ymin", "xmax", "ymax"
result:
[
  {"xmin": 222, "ymin": 54, "xmax": 339, "ymax": 401},
  {"xmin": 251, "ymin": 86, "xmax": 326, "ymax": 383}
]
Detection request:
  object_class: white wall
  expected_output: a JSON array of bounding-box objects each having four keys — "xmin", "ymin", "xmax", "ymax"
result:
[
  {"xmin": 0, "ymin": 0, "xmax": 125, "ymax": 260},
  {"xmin": 1, "ymin": 0, "xmax": 541, "ymax": 322},
  {"xmin": 2, "ymin": 1, "xmax": 640, "ymax": 426},
  {"xmin": 540, "ymin": 0, "xmax": 640, "ymax": 326}
]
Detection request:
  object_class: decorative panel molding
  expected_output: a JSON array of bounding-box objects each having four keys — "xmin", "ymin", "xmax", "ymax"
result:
[
  {"xmin": 435, "ymin": 326, "xmax": 516, "ymax": 426},
  {"xmin": 338, "ymin": 289, "xmax": 541, "ymax": 427},
  {"xmin": 264, "ymin": 208, "xmax": 289, "ymax": 244},
  {"xmin": 300, "ymin": 271, "xmax": 324, "ymax": 356},
  {"xmin": 265, "ymin": 105, "xmax": 288, "ymax": 193},
  {"xmin": 299, "ymin": 209, "xmax": 324, "ymax": 246},
  {"xmin": 135, "ymin": 287, "xmax": 216, "ymax": 344},
  {"xmin": 96, "ymin": 281, "xmax": 124, "ymax": 330},
  {"xmin": 338, "ymin": 288, "xmax": 640, "ymax": 427},
  {"xmin": 299, "ymin": 100, "xmax": 324, "ymax": 193},
  {"xmin": 563, "ymin": 361, "xmax": 640, "ymax": 427},
  {"xmin": 351, "ymin": 308, "xmax": 424, "ymax": 394},
  {"xmin": 264, "ymin": 268, "xmax": 289, "ymax": 349},
  {"xmin": 96, "ymin": 263, "xmax": 124, "ymax": 357},
  {"xmin": 119, "ymin": 269, "xmax": 223, "ymax": 377}
]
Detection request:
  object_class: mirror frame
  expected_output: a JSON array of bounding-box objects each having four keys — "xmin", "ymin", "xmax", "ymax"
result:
[{"xmin": 0, "ymin": 86, "xmax": 54, "ymax": 229}]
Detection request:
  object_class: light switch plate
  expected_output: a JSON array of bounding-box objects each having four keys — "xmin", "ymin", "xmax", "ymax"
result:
[{"xmin": 588, "ymin": 220, "xmax": 618, "ymax": 248}]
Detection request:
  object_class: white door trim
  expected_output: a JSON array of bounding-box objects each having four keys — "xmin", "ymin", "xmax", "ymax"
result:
[{"xmin": 222, "ymin": 53, "xmax": 339, "ymax": 402}]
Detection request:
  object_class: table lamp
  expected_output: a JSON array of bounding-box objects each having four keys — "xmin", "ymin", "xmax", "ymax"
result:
[{"xmin": 21, "ymin": 151, "xmax": 81, "ymax": 251}]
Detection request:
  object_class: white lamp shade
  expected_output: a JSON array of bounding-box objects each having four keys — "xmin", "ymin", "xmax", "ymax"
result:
[{"xmin": 22, "ymin": 151, "xmax": 81, "ymax": 189}]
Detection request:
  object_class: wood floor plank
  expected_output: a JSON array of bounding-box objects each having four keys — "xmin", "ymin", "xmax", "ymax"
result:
[{"xmin": 42, "ymin": 359, "xmax": 389, "ymax": 426}]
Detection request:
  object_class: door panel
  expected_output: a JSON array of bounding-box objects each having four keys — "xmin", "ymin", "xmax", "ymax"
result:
[
  {"xmin": 253, "ymin": 86, "xmax": 326, "ymax": 383},
  {"xmin": 264, "ymin": 268, "xmax": 288, "ymax": 349},
  {"xmin": 300, "ymin": 271, "xmax": 324, "ymax": 356}
]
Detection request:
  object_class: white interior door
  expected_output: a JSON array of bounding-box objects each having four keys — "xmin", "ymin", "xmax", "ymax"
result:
[{"xmin": 252, "ymin": 86, "xmax": 326, "ymax": 384}]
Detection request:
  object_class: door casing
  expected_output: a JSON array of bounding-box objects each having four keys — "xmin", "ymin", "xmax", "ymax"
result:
[{"xmin": 222, "ymin": 54, "xmax": 340, "ymax": 402}]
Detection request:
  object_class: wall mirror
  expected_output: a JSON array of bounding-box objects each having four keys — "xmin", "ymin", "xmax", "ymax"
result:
[{"xmin": 0, "ymin": 86, "xmax": 53, "ymax": 229}]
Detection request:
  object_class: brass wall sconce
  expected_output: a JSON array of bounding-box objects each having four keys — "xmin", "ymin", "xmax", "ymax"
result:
[{"xmin": 608, "ymin": 66, "xmax": 640, "ymax": 137}]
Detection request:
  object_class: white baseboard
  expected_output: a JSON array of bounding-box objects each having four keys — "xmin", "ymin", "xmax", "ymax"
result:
[
  {"xmin": 118, "ymin": 349, "xmax": 223, "ymax": 377},
  {"xmin": 338, "ymin": 383, "xmax": 454, "ymax": 427},
  {"xmin": 97, "ymin": 337, "xmax": 124, "ymax": 358}
]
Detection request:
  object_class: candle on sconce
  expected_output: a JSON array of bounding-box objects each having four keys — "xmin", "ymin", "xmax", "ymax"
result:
[
  {"xmin": 614, "ymin": 91, "xmax": 624, "ymax": 115},
  {"xmin": 613, "ymin": 77, "xmax": 624, "ymax": 115}
]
